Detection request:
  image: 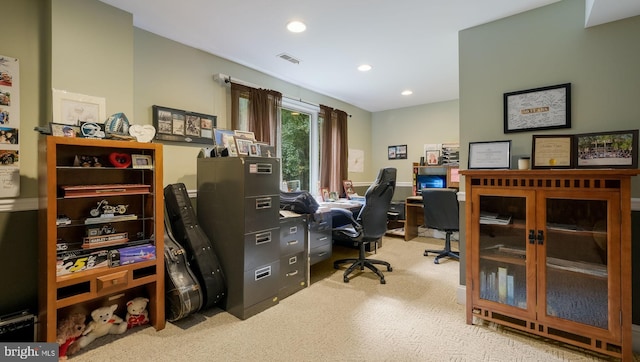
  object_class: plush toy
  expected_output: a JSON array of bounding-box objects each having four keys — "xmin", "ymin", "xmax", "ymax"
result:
[
  {"xmin": 76, "ymin": 304, "xmax": 127, "ymax": 349},
  {"xmin": 125, "ymin": 297, "xmax": 150, "ymax": 329},
  {"xmin": 56, "ymin": 313, "xmax": 86, "ymax": 360}
]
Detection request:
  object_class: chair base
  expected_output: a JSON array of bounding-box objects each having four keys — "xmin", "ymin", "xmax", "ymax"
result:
[
  {"xmin": 333, "ymin": 240, "xmax": 392, "ymax": 284},
  {"xmin": 424, "ymin": 249, "xmax": 459, "ymax": 264}
]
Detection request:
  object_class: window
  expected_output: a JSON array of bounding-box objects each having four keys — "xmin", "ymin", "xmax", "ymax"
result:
[{"xmin": 279, "ymin": 98, "xmax": 319, "ymax": 194}]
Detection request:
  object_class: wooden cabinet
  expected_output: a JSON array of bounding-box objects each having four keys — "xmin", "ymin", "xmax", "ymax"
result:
[
  {"xmin": 461, "ymin": 169, "xmax": 639, "ymax": 360},
  {"xmin": 37, "ymin": 136, "xmax": 165, "ymax": 342}
]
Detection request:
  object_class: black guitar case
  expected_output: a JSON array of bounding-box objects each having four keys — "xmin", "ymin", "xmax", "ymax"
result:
[
  {"xmin": 164, "ymin": 183, "xmax": 226, "ymax": 310},
  {"xmin": 163, "ymin": 210, "xmax": 203, "ymax": 321}
]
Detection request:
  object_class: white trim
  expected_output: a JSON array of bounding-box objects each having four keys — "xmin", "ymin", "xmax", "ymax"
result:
[{"xmin": 0, "ymin": 198, "xmax": 39, "ymax": 212}]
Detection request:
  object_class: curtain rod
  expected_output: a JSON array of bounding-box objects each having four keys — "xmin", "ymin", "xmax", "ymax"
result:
[{"xmin": 213, "ymin": 73, "xmax": 351, "ymax": 117}]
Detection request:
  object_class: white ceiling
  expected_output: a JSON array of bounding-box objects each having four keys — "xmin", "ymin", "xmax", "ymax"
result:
[{"xmin": 98, "ymin": 0, "xmax": 640, "ymax": 112}]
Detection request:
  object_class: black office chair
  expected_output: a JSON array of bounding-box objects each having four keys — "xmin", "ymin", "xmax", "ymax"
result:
[
  {"xmin": 422, "ymin": 188, "xmax": 460, "ymax": 264},
  {"xmin": 332, "ymin": 168, "xmax": 396, "ymax": 284}
]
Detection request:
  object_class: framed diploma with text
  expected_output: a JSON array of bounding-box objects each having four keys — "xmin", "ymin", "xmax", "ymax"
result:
[
  {"xmin": 468, "ymin": 140, "xmax": 511, "ymax": 169},
  {"xmin": 531, "ymin": 135, "xmax": 574, "ymax": 169}
]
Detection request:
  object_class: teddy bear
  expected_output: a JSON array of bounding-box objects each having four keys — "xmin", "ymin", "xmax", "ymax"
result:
[
  {"xmin": 125, "ymin": 297, "xmax": 150, "ymax": 329},
  {"xmin": 76, "ymin": 304, "xmax": 127, "ymax": 349},
  {"xmin": 56, "ymin": 313, "xmax": 86, "ymax": 359}
]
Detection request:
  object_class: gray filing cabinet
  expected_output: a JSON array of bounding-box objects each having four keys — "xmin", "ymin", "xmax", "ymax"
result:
[
  {"xmin": 197, "ymin": 157, "xmax": 281, "ymax": 320},
  {"xmin": 279, "ymin": 215, "xmax": 308, "ymax": 299},
  {"xmin": 308, "ymin": 210, "xmax": 332, "ymax": 265}
]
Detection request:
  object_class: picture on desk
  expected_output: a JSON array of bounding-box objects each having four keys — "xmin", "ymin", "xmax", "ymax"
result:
[
  {"xmin": 343, "ymin": 180, "xmax": 356, "ymax": 199},
  {"xmin": 320, "ymin": 187, "xmax": 330, "ymax": 201}
]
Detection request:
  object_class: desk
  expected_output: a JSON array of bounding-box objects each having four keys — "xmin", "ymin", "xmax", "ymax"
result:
[{"xmin": 404, "ymin": 196, "xmax": 423, "ymax": 241}]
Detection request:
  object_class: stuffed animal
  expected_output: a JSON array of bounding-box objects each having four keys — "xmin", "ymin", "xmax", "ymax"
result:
[
  {"xmin": 56, "ymin": 313, "xmax": 86, "ymax": 359},
  {"xmin": 125, "ymin": 297, "xmax": 150, "ymax": 329},
  {"xmin": 76, "ymin": 304, "xmax": 127, "ymax": 349}
]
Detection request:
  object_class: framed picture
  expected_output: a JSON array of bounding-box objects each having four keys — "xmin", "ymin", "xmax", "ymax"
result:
[
  {"xmin": 52, "ymin": 89, "xmax": 106, "ymax": 125},
  {"xmin": 248, "ymin": 143, "xmax": 260, "ymax": 157},
  {"xmin": 388, "ymin": 146, "xmax": 396, "ymax": 159},
  {"xmin": 574, "ymin": 129, "xmax": 638, "ymax": 169},
  {"xmin": 426, "ymin": 149, "xmax": 440, "ymax": 165},
  {"xmin": 234, "ymin": 136, "xmax": 253, "ymax": 155},
  {"xmin": 504, "ymin": 83, "xmax": 571, "ymax": 133},
  {"xmin": 320, "ymin": 187, "xmax": 330, "ymax": 202},
  {"xmin": 329, "ymin": 191, "xmax": 339, "ymax": 201},
  {"xmin": 343, "ymin": 180, "xmax": 355, "ymax": 199},
  {"xmin": 468, "ymin": 140, "xmax": 511, "ymax": 169},
  {"xmin": 131, "ymin": 154, "xmax": 153, "ymax": 169},
  {"xmin": 531, "ymin": 135, "xmax": 574, "ymax": 169},
  {"xmin": 152, "ymin": 105, "xmax": 217, "ymax": 144},
  {"xmin": 234, "ymin": 130, "xmax": 256, "ymax": 141},
  {"xmin": 214, "ymin": 128, "xmax": 235, "ymax": 146},
  {"xmin": 50, "ymin": 123, "xmax": 80, "ymax": 138},
  {"xmin": 388, "ymin": 145, "xmax": 407, "ymax": 160},
  {"xmin": 259, "ymin": 144, "xmax": 276, "ymax": 158}
]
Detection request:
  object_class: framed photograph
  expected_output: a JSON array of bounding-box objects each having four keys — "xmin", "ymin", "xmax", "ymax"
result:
[
  {"xmin": 320, "ymin": 187, "xmax": 330, "ymax": 202},
  {"xmin": 234, "ymin": 130, "xmax": 256, "ymax": 141},
  {"xmin": 329, "ymin": 191, "xmax": 339, "ymax": 201},
  {"xmin": 131, "ymin": 154, "xmax": 153, "ymax": 169},
  {"xmin": 234, "ymin": 136, "xmax": 253, "ymax": 155},
  {"xmin": 388, "ymin": 144, "xmax": 407, "ymax": 160},
  {"xmin": 248, "ymin": 143, "xmax": 260, "ymax": 157},
  {"xmin": 531, "ymin": 135, "xmax": 574, "ymax": 169},
  {"xmin": 214, "ymin": 128, "xmax": 235, "ymax": 146},
  {"xmin": 259, "ymin": 144, "xmax": 276, "ymax": 158},
  {"xmin": 52, "ymin": 89, "xmax": 106, "ymax": 125},
  {"xmin": 50, "ymin": 123, "xmax": 80, "ymax": 138},
  {"xmin": 426, "ymin": 149, "xmax": 440, "ymax": 165},
  {"xmin": 574, "ymin": 129, "xmax": 638, "ymax": 169},
  {"xmin": 343, "ymin": 180, "xmax": 355, "ymax": 199},
  {"xmin": 468, "ymin": 140, "xmax": 511, "ymax": 169},
  {"xmin": 504, "ymin": 83, "xmax": 571, "ymax": 133},
  {"xmin": 152, "ymin": 105, "xmax": 217, "ymax": 144}
]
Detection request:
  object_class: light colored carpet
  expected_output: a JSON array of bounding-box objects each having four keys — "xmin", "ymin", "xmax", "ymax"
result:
[{"xmin": 71, "ymin": 236, "xmax": 626, "ymax": 361}]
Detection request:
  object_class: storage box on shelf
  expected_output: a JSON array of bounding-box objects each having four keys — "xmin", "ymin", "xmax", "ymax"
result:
[
  {"xmin": 38, "ymin": 136, "xmax": 165, "ymax": 342},
  {"xmin": 461, "ymin": 169, "xmax": 640, "ymax": 361}
]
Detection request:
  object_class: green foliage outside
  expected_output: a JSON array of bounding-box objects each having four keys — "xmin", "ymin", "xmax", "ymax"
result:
[{"xmin": 281, "ymin": 109, "xmax": 310, "ymax": 190}]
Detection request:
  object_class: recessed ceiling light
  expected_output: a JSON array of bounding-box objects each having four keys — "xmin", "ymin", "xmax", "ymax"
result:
[
  {"xmin": 357, "ymin": 64, "xmax": 372, "ymax": 72},
  {"xmin": 401, "ymin": 90, "xmax": 413, "ymax": 96},
  {"xmin": 287, "ymin": 21, "xmax": 306, "ymax": 33}
]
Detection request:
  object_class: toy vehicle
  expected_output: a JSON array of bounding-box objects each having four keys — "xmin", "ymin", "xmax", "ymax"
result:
[{"xmin": 89, "ymin": 200, "xmax": 128, "ymax": 217}]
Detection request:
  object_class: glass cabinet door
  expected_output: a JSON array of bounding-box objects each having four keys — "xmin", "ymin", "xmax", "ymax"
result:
[
  {"xmin": 474, "ymin": 190, "xmax": 534, "ymax": 312},
  {"xmin": 538, "ymin": 192, "xmax": 619, "ymax": 330}
]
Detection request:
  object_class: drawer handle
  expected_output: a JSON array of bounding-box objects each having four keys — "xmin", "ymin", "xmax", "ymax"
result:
[
  {"xmin": 286, "ymin": 270, "xmax": 299, "ymax": 277},
  {"xmin": 318, "ymin": 237, "xmax": 328, "ymax": 241},
  {"xmin": 289, "ymin": 256, "xmax": 297, "ymax": 264},
  {"xmin": 255, "ymin": 231, "xmax": 272, "ymax": 245},
  {"xmin": 287, "ymin": 240, "xmax": 299, "ymax": 246},
  {"xmin": 256, "ymin": 197, "xmax": 272, "ymax": 210},
  {"xmin": 255, "ymin": 266, "xmax": 272, "ymax": 281},
  {"xmin": 254, "ymin": 163, "xmax": 272, "ymax": 174},
  {"xmin": 317, "ymin": 252, "xmax": 327, "ymax": 257},
  {"xmin": 289, "ymin": 226, "xmax": 297, "ymax": 234}
]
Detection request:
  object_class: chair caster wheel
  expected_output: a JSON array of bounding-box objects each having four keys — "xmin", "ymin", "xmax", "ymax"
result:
[
  {"xmin": 434, "ymin": 259, "xmax": 440, "ymax": 264},
  {"xmin": 424, "ymin": 251, "xmax": 428, "ymax": 256},
  {"xmin": 343, "ymin": 276, "xmax": 349, "ymax": 283},
  {"xmin": 387, "ymin": 266, "xmax": 393, "ymax": 272},
  {"xmin": 380, "ymin": 279, "xmax": 386, "ymax": 284}
]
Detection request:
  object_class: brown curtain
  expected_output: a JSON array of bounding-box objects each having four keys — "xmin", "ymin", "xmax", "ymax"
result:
[
  {"xmin": 319, "ymin": 105, "xmax": 348, "ymax": 194},
  {"xmin": 230, "ymin": 82, "xmax": 282, "ymax": 147}
]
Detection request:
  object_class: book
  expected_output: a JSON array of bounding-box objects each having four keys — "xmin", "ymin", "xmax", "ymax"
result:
[{"xmin": 498, "ymin": 267, "xmax": 507, "ymax": 303}]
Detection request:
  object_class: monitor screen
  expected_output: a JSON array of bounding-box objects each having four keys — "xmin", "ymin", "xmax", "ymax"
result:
[{"xmin": 417, "ymin": 174, "xmax": 446, "ymax": 192}]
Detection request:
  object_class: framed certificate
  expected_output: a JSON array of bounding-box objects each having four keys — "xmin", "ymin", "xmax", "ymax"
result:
[
  {"xmin": 468, "ymin": 140, "xmax": 511, "ymax": 169},
  {"xmin": 531, "ymin": 135, "xmax": 574, "ymax": 169}
]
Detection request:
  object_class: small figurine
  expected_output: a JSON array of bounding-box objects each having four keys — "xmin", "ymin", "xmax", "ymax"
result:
[
  {"xmin": 76, "ymin": 304, "xmax": 127, "ymax": 349},
  {"xmin": 126, "ymin": 297, "xmax": 150, "ymax": 329},
  {"xmin": 56, "ymin": 313, "xmax": 86, "ymax": 359}
]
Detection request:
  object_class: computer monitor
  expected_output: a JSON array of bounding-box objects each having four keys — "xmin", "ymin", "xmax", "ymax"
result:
[{"xmin": 416, "ymin": 174, "xmax": 446, "ymax": 193}]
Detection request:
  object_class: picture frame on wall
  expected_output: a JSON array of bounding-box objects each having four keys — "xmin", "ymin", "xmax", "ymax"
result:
[
  {"xmin": 468, "ymin": 140, "xmax": 511, "ymax": 169},
  {"xmin": 152, "ymin": 105, "xmax": 217, "ymax": 145},
  {"xmin": 531, "ymin": 134, "xmax": 574, "ymax": 169},
  {"xmin": 388, "ymin": 144, "xmax": 407, "ymax": 160},
  {"xmin": 504, "ymin": 83, "xmax": 571, "ymax": 133},
  {"xmin": 574, "ymin": 129, "xmax": 638, "ymax": 169},
  {"xmin": 52, "ymin": 89, "xmax": 106, "ymax": 125}
]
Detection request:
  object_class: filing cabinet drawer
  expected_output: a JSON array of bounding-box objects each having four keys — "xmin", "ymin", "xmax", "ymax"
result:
[
  {"xmin": 309, "ymin": 211, "xmax": 331, "ymax": 232},
  {"xmin": 279, "ymin": 218, "xmax": 306, "ymax": 255},
  {"xmin": 243, "ymin": 227, "xmax": 280, "ymax": 271},
  {"xmin": 244, "ymin": 195, "xmax": 280, "ymax": 233},
  {"xmin": 243, "ymin": 260, "xmax": 280, "ymax": 307},
  {"xmin": 242, "ymin": 158, "xmax": 280, "ymax": 196},
  {"xmin": 279, "ymin": 251, "xmax": 307, "ymax": 299},
  {"xmin": 309, "ymin": 242, "xmax": 332, "ymax": 265}
]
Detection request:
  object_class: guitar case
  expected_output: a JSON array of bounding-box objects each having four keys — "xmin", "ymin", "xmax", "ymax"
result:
[
  {"xmin": 163, "ymin": 210, "xmax": 203, "ymax": 321},
  {"xmin": 164, "ymin": 183, "xmax": 226, "ymax": 310}
]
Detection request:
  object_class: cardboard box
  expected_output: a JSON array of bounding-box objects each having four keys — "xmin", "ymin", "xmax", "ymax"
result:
[
  {"xmin": 109, "ymin": 244, "xmax": 155, "ymax": 267},
  {"xmin": 56, "ymin": 249, "xmax": 109, "ymax": 276}
]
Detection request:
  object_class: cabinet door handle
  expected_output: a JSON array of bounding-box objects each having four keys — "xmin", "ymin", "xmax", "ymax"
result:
[
  {"xmin": 528, "ymin": 230, "xmax": 535, "ymax": 244},
  {"xmin": 537, "ymin": 230, "xmax": 544, "ymax": 245}
]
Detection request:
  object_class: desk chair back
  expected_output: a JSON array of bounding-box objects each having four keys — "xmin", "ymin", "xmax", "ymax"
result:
[
  {"xmin": 422, "ymin": 188, "xmax": 459, "ymax": 232},
  {"xmin": 357, "ymin": 167, "xmax": 397, "ymax": 241}
]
